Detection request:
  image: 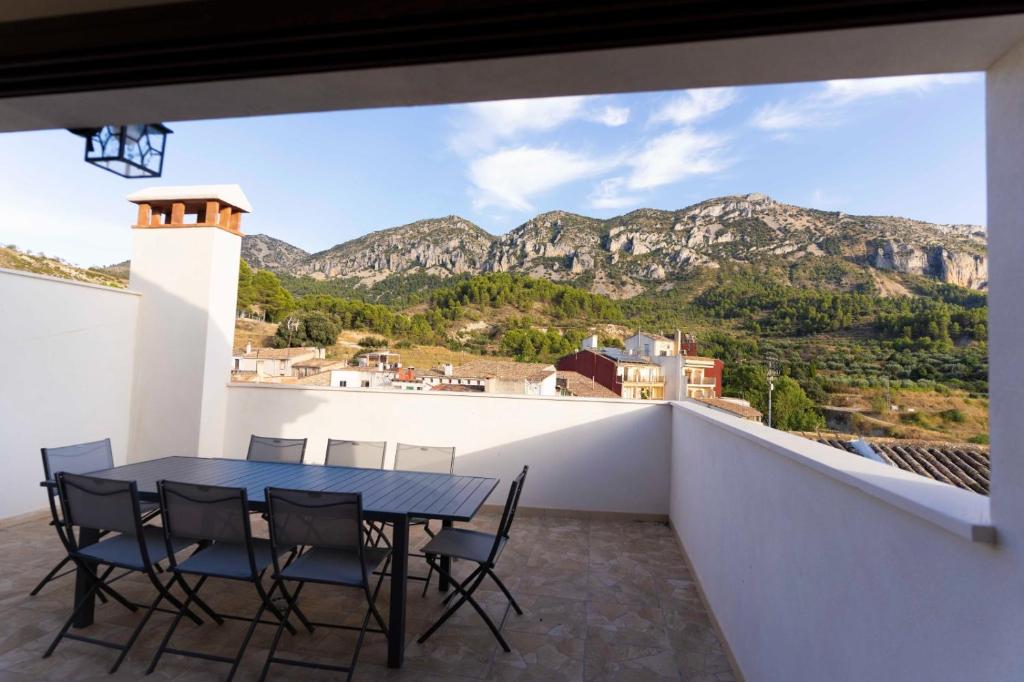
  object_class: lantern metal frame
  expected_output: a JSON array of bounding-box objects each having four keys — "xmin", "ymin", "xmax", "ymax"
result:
[{"xmin": 70, "ymin": 124, "xmax": 173, "ymax": 178}]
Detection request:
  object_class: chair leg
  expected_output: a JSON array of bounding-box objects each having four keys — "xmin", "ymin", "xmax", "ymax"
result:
[
  {"xmin": 275, "ymin": 580, "xmax": 314, "ymax": 634},
  {"xmin": 169, "ymin": 573, "xmax": 222, "ymax": 626},
  {"xmin": 108, "ymin": 580, "xmax": 170, "ymax": 674},
  {"xmin": 29, "ymin": 556, "xmax": 72, "ymax": 596},
  {"xmin": 441, "ymin": 565, "xmax": 483, "ymax": 606},
  {"xmin": 43, "ymin": 577, "xmax": 102, "ymax": 659},
  {"xmin": 147, "ymin": 575, "xmax": 207, "ymax": 675},
  {"xmin": 417, "ymin": 559, "xmax": 510, "ymax": 652},
  {"xmin": 486, "ymin": 568, "xmax": 523, "ymax": 615},
  {"xmin": 227, "ymin": 584, "xmax": 274, "ymax": 682},
  {"xmin": 259, "ymin": 579, "xmax": 298, "ymax": 636},
  {"xmin": 258, "ymin": 580, "xmax": 296, "ymax": 682}
]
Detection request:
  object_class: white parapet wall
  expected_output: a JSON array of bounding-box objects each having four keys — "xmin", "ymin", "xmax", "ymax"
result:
[
  {"xmin": 670, "ymin": 400, "xmax": 1021, "ymax": 682},
  {"xmin": 0, "ymin": 269, "xmax": 140, "ymax": 520},
  {"xmin": 224, "ymin": 384, "xmax": 672, "ymax": 515}
]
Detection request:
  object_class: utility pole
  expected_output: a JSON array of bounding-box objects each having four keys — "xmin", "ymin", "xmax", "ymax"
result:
[{"xmin": 765, "ymin": 354, "xmax": 779, "ymax": 428}]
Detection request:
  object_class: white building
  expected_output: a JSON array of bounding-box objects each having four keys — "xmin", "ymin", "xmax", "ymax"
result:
[
  {"xmin": 329, "ymin": 366, "xmax": 394, "ymax": 389},
  {"xmin": 421, "ymin": 360, "xmax": 557, "ymax": 396},
  {"xmin": 232, "ymin": 342, "xmax": 323, "ymax": 377}
]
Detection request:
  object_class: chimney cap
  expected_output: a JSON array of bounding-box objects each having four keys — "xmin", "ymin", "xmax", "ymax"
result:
[{"xmin": 127, "ymin": 184, "xmax": 252, "ymax": 213}]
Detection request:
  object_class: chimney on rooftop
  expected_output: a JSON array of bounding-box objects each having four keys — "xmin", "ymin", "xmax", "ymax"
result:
[
  {"xmin": 675, "ymin": 329, "xmax": 682, "ymax": 356},
  {"xmin": 126, "ymin": 184, "xmax": 250, "ymax": 460},
  {"xmin": 581, "ymin": 334, "xmax": 599, "ymax": 350},
  {"xmin": 442, "ymin": 363, "xmax": 454, "ymax": 377},
  {"xmin": 245, "ymin": 341, "xmax": 252, "ymax": 354}
]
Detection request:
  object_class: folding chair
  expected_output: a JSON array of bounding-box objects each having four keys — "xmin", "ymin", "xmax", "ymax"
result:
[
  {"xmin": 246, "ymin": 435, "xmax": 308, "ymax": 463},
  {"xmin": 43, "ymin": 473, "xmax": 207, "ymax": 673},
  {"xmin": 325, "ymin": 439, "xmax": 389, "ymax": 547},
  {"xmin": 260, "ymin": 487, "xmax": 391, "ymax": 681},
  {"xmin": 417, "ymin": 466, "xmax": 528, "ymax": 652},
  {"xmin": 32, "ymin": 439, "xmax": 160, "ymax": 597},
  {"xmin": 394, "ymin": 443, "xmax": 456, "ymax": 595},
  {"xmin": 148, "ymin": 480, "xmax": 305, "ymax": 681}
]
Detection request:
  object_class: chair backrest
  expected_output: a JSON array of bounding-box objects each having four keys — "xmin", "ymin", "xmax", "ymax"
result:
[
  {"xmin": 489, "ymin": 466, "xmax": 529, "ymax": 564},
  {"xmin": 394, "ymin": 443, "xmax": 455, "ymax": 474},
  {"xmin": 57, "ymin": 473, "xmax": 145, "ymax": 553},
  {"xmin": 247, "ymin": 435, "xmax": 307, "ymax": 464},
  {"xmin": 158, "ymin": 479, "xmax": 252, "ymax": 546},
  {"xmin": 265, "ymin": 488, "xmax": 368, "ymax": 582},
  {"xmin": 325, "ymin": 439, "xmax": 387, "ymax": 469},
  {"xmin": 41, "ymin": 438, "xmax": 114, "ymax": 483}
]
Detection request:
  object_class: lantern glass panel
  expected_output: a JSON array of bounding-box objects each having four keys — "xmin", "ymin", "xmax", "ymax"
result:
[{"xmin": 83, "ymin": 124, "xmax": 171, "ymax": 178}]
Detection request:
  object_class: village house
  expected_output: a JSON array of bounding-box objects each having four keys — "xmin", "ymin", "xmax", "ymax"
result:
[
  {"xmin": 624, "ymin": 331, "xmax": 724, "ymax": 399},
  {"xmin": 231, "ymin": 342, "xmax": 323, "ymax": 378},
  {"xmin": 556, "ymin": 346, "xmax": 666, "ymax": 400}
]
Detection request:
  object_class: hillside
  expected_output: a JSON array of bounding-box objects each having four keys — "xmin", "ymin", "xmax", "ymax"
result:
[
  {"xmin": 244, "ymin": 193, "xmax": 987, "ymax": 297},
  {"xmin": 0, "ymin": 246, "xmax": 128, "ymax": 288}
]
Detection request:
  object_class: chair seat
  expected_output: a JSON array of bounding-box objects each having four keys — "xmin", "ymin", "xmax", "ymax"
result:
[
  {"xmin": 76, "ymin": 526, "xmax": 191, "ymax": 570},
  {"xmin": 421, "ymin": 528, "xmax": 503, "ymax": 564},
  {"xmin": 173, "ymin": 538, "xmax": 279, "ymax": 579},
  {"xmin": 279, "ymin": 546, "xmax": 390, "ymax": 586}
]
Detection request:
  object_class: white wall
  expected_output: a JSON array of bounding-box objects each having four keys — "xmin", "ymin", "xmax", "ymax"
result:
[
  {"xmin": 128, "ymin": 227, "xmax": 240, "ymax": 461},
  {"xmin": 670, "ymin": 401, "xmax": 1022, "ymax": 682},
  {"xmin": 0, "ymin": 269, "xmax": 139, "ymax": 519},
  {"xmin": 224, "ymin": 384, "xmax": 672, "ymax": 515}
]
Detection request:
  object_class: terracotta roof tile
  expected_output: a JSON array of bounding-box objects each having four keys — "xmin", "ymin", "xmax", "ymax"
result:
[{"xmin": 557, "ymin": 370, "xmax": 619, "ymax": 399}]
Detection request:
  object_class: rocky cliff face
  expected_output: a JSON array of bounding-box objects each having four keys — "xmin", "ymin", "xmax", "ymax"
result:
[
  {"xmin": 241, "ymin": 234, "xmax": 310, "ymax": 272},
  {"xmin": 289, "ymin": 216, "xmax": 493, "ymax": 283},
  {"xmin": 242, "ymin": 194, "xmax": 988, "ymax": 294}
]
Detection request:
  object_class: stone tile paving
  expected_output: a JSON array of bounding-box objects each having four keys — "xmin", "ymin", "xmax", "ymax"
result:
[{"xmin": 0, "ymin": 510, "xmax": 738, "ymax": 681}]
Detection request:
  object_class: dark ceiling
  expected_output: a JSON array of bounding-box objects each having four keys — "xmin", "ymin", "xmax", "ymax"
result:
[{"xmin": 2, "ymin": 1, "xmax": 1024, "ymax": 98}]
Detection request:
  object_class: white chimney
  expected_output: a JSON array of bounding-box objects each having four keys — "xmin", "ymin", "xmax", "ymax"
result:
[
  {"xmin": 127, "ymin": 184, "xmax": 250, "ymax": 460},
  {"xmin": 675, "ymin": 329, "xmax": 682, "ymax": 356},
  {"xmin": 442, "ymin": 363, "xmax": 454, "ymax": 377},
  {"xmin": 245, "ymin": 341, "xmax": 252, "ymax": 354},
  {"xmin": 581, "ymin": 334, "xmax": 599, "ymax": 350}
]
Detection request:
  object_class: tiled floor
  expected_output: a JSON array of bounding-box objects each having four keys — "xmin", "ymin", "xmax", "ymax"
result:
[{"xmin": 0, "ymin": 511, "xmax": 738, "ymax": 681}]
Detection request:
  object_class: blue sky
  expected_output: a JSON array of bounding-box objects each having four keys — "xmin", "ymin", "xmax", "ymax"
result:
[{"xmin": 0, "ymin": 73, "xmax": 985, "ymax": 267}]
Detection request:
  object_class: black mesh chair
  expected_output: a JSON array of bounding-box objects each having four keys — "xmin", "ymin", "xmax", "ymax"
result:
[
  {"xmin": 260, "ymin": 488, "xmax": 391, "ymax": 681},
  {"xmin": 32, "ymin": 439, "xmax": 160, "ymax": 597},
  {"xmin": 148, "ymin": 480, "xmax": 303, "ymax": 680},
  {"xmin": 325, "ymin": 440, "xmax": 389, "ymax": 546},
  {"xmin": 417, "ymin": 466, "xmax": 528, "ymax": 652},
  {"xmin": 325, "ymin": 439, "xmax": 387, "ymax": 469},
  {"xmin": 246, "ymin": 435, "xmax": 308, "ymax": 464},
  {"xmin": 44, "ymin": 473, "xmax": 206, "ymax": 673},
  {"xmin": 394, "ymin": 443, "xmax": 456, "ymax": 595}
]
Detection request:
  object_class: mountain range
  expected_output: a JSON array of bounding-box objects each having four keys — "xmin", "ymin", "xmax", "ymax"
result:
[{"xmin": 240, "ymin": 193, "xmax": 987, "ymax": 297}]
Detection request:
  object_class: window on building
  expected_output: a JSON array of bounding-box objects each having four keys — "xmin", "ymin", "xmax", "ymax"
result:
[
  {"xmin": 338, "ymin": 380, "xmax": 347, "ymax": 387},
  {"xmin": 361, "ymin": 380, "xmax": 370, "ymax": 388}
]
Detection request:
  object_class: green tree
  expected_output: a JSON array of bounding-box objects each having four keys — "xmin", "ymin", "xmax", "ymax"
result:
[{"xmin": 770, "ymin": 376, "xmax": 824, "ymax": 431}]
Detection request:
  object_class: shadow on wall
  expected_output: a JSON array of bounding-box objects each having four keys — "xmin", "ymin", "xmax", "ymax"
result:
[{"xmin": 221, "ymin": 386, "xmax": 672, "ymax": 515}]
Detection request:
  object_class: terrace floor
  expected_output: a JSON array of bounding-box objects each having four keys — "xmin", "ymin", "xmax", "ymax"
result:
[{"xmin": 0, "ymin": 510, "xmax": 737, "ymax": 681}]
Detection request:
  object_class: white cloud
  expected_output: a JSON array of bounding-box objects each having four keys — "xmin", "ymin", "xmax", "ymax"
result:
[
  {"xmin": 650, "ymin": 88, "xmax": 738, "ymax": 126},
  {"xmin": 450, "ymin": 95, "xmax": 630, "ymax": 155},
  {"xmin": 589, "ymin": 177, "xmax": 643, "ymax": 210},
  {"xmin": 626, "ymin": 128, "xmax": 730, "ymax": 191},
  {"xmin": 469, "ymin": 146, "xmax": 615, "ymax": 211},
  {"xmin": 590, "ymin": 105, "xmax": 630, "ymax": 127},
  {"xmin": 751, "ymin": 73, "xmax": 980, "ymax": 132}
]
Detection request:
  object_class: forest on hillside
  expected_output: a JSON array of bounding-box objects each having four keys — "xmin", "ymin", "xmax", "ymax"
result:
[{"xmin": 238, "ymin": 259, "xmax": 989, "ymax": 430}]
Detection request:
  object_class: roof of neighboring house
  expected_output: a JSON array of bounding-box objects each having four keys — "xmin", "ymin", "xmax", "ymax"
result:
[
  {"xmin": 557, "ymin": 370, "xmax": 619, "ymax": 399},
  {"xmin": 595, "ymin": 348, "xmax": 657, "ymax": 365},
  {"xmin": 430, "ymin": 383, "xmax": 485, "ymax": 393},
  {"xmin": 683, "ymin": 355, "xmax": 719, "ymax": 364},
  {"xmin": 294, "ymin": 371, "xmax": 333, "ymax": 386},
  {"xmin": 292, "ymin": 358, "xmax": 347, "ymax": 369},
  {"xmin": 229, "ymin": 370, "xmax": 258, "ymax": 383},
  {"xmin": 817, "ymin": 437, "xmax": 990, "ymax": 496},
  {"xmin": 333, "ymin": 365, "xmax": 390, "ymax": 373},
  {"xmin": 236, "ymin": 346, "xmax": 320, "ymax": 360},
  {"xmin": 431, "ymin": 359, "xmax": 557, "ymax": 383},
  {"xmin": 696, "ymin": 397, "xmax": 762, "ymax": 420},
  {"xmin": 627, "ymin": 331, "xmax": 674, "ymax": 342}
]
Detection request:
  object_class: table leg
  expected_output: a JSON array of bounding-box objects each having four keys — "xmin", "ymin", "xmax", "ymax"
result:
[
  {"xmin": 387, "ymin": 515, "xmax": 408, "ymax": 669},
  {"xmin": 72, "ymin": 527, "xmax": 100, "ymax": 628},
  {"xmin": 438, "ymin": 519, "xmax": 453, "ymax": 592}
]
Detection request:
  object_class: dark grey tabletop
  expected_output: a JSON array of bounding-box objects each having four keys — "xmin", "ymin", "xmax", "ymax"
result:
[{"xmin": 83, "ymin": 456, "xmax": 499, "ymax": 521}]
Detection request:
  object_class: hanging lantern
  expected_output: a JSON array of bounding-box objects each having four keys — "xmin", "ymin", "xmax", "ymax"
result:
[{"xmin": 69, "ymin": 124, "xmax": 172, "ymax": 178}]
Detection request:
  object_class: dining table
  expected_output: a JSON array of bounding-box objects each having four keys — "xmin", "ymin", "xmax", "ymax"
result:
[{"xmin": 49, "ymin": 455, "xmax": 500, "ymax": 668}]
